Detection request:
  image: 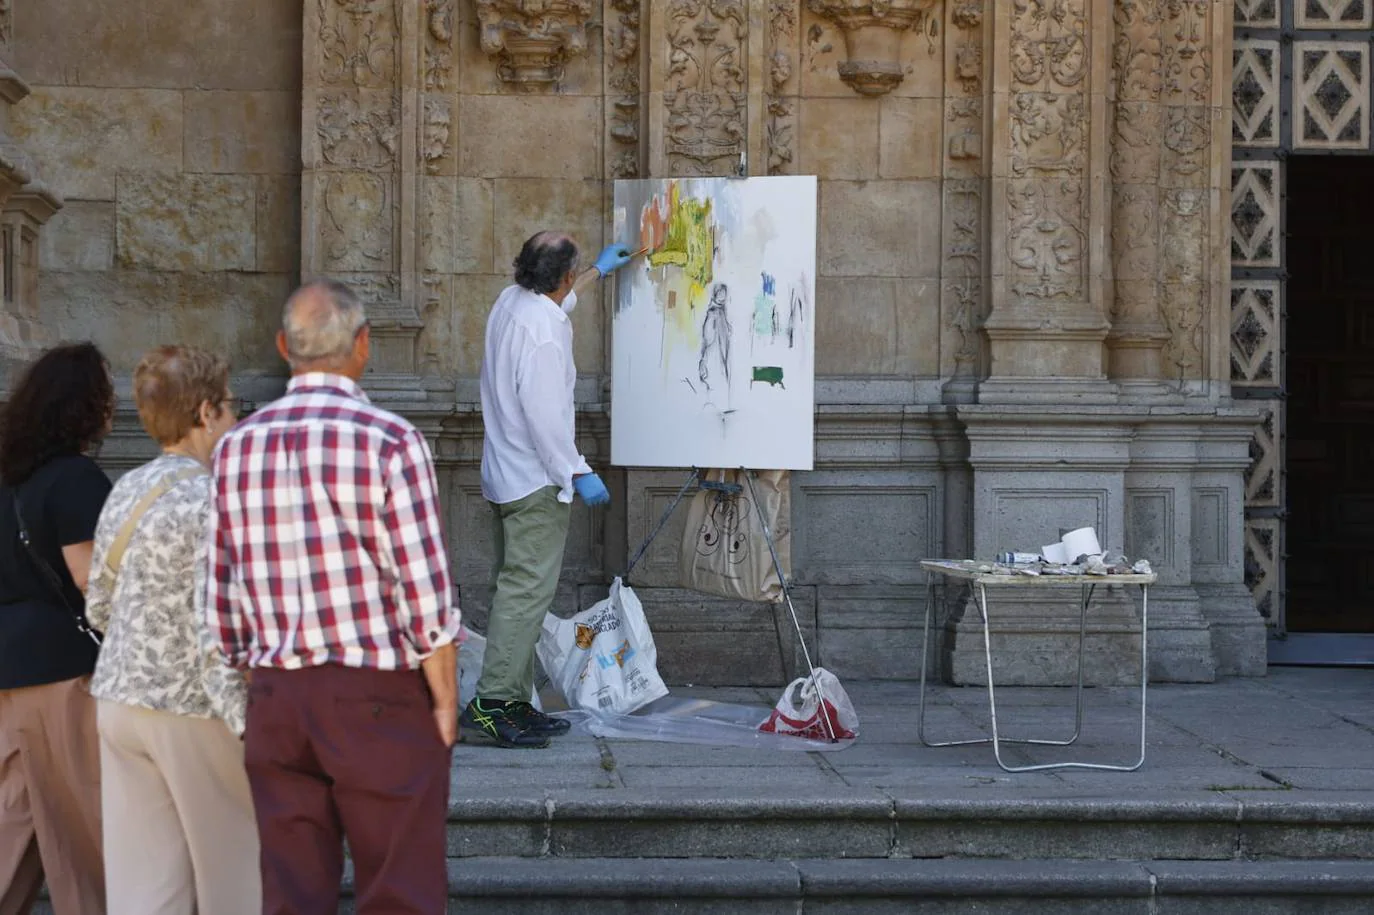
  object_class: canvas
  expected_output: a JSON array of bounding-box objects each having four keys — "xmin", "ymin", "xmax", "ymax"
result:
[{"xmin": 610, "ymin": 176, "xmax": 817, "ymax": 471}]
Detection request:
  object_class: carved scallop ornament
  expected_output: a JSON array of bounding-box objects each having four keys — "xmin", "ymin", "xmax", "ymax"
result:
[
  {"xmin": 472, "ymin": 0, "xmax": 594, "ymax": 87},
  {"xmin": 806, "ymin": 0, "xmax": 939, "ymax": 96}
]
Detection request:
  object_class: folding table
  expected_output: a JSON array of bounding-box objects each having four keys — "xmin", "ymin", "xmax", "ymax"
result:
[{"xmin": 917, "ymin": 559, "xmax": 1157, "ymax": 773}]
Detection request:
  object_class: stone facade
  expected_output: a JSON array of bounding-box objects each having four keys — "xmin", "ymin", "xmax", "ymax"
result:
[{"xmin": 7, "ymin": 1, "xmax": 1265, "ymax": 685}]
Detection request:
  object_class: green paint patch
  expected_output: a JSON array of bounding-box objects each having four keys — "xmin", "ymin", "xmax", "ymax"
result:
[{"xmin": 751, "ymin": 366, "xmax": 785, "ymax": 388}]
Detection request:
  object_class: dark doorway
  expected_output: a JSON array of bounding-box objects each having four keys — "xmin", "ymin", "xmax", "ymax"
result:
[{"xmin": 1285, "ymin": 157, "xmax": 1374, "ymax": 634}]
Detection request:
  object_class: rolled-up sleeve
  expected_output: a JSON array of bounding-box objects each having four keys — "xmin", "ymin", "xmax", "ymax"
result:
[{"xmin": 382, "ymin": 428, "xmax": 462, "ymax": 658}]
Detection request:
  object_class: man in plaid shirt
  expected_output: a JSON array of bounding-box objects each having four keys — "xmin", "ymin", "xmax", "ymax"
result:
[{"xmin": 204, "ymin": 279, "xmax": 461, "ymax": 914}]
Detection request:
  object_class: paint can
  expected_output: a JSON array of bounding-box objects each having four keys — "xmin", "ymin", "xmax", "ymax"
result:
[{"xmin": 996, "ymin": 551, "xmax": 1042, "ymax": 565}]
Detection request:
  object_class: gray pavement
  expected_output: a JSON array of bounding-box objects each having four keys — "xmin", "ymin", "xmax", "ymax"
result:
[{"xmin": 453, "ymin": 667, "xmax": 1374, "ymax": 800}]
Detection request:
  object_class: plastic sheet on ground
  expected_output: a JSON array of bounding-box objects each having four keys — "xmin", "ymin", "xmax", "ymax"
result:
[{"xmin": 557, "ymin": 694, "xmax": 856, "ymax": 752}]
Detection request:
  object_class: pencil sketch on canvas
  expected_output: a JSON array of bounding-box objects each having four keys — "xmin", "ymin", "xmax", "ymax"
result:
[{"xmin": 610, "ymin": 176, "xmax": 817, "ymax": 470}]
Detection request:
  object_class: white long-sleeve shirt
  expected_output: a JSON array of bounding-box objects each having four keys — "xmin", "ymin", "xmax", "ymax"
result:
[{"xmin": 480, "ymin": 284, "xmax": 592, "ymax": 505}]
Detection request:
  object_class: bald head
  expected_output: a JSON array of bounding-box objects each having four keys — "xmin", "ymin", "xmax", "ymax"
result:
[
  {"xmin": 279, "ymin": 279, "xmax": 368, "ymax": 375},
  {"xmin": 514, "ymin": 231, "xmax": 579, "ymax": 295}
]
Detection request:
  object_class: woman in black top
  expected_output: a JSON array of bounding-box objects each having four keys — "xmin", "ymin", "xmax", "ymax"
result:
[{"xmin": 0, "ymin": 343, "xmax": 114, "ymax": 915}]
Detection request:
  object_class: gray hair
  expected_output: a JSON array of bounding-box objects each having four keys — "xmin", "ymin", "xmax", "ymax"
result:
[{"xmin": 281, "ymin": 279, "xmax": 367, "ymax": 367}]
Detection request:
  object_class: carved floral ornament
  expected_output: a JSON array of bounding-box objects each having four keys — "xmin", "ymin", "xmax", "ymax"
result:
[
  {"xmin": 806, "ymin": 0, "xmax": 939, "ymax": 96},
  {"xmin": 473, "ymin": 0, "xmax": 594, "ymax": 87}
]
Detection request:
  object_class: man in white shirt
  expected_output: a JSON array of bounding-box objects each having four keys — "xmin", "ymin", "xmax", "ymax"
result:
[{"xmin": 463, "ymin": 231, "xmax": 632, "ymax": 748}]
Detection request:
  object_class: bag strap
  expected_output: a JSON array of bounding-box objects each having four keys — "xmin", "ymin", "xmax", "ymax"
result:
[
  {"xmin": 100, "ymin": 464, "xmax": 208, "ymax": 592},
  {"xmin": 11, "ymin": 488, "xmax": 101, "ymax": 646}
]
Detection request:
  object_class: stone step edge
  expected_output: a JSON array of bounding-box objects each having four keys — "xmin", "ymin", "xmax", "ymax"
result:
[
  {"xmin": 337, "ymin": 858, "xmax": 1374, "ymax": 899},
  {"xmin": 446, "ymin": 793, "xmax": 1374, "ymax": 825}
]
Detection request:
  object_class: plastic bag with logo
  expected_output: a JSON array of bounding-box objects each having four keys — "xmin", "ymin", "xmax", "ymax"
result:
[
  {"xmin": 759, "ymin": 668, "xmax": 859, "ymax": 741},
  {"xmin": 535, "ymin": 577, "xmax": 669, "ymax": 716}
]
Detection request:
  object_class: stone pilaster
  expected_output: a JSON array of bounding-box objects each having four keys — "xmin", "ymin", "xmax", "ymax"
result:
[
  {"xmin": 1107, "ymin": 1, "xmax": 1222, "ymax": 402},
  {"xmin": 301, "ymin": 0, "xmax": 426, "ymax": 400},
  {"xmin": 982, "ymin": 0, "xmax": 1113, "ymax": 404},
  {"xmin": 940, "ymin": 0, "xmax": 988, "ymax": 403}
]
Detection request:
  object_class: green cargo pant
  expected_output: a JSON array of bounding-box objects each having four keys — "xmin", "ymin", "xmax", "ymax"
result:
[{"xmin": 475, "ymin": 486, "xmax": 571, "ymax": 703}]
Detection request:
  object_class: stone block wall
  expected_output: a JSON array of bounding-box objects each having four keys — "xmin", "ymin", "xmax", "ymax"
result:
[
  {"xmin": 10, "ymin": 0, "xmax": 1268, "ymax": 686},
  {"xmin": 10, "ymin": 0, "xmax": 302, "ymax": 374}
]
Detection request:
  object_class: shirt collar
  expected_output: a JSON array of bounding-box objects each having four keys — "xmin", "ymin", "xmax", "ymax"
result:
[
  {"xmin": 522, "ymin": 286, "xmax": 570, "ymax": 324},
  {"xmin": 286, "ymin": 372, "xmax": 371, "ymax": 404}
]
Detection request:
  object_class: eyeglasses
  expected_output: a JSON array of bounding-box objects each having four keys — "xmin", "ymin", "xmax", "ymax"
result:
[{"xmin": 219, "ymin": 396, "xmax": 242, "ymax": 415}]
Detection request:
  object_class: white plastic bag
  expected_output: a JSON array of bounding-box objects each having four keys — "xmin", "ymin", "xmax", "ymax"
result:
[
  {"xmin": 759, "ymin": 668, "xmax": 858, "ymax": 741},
  {"xmin": 457, "ymin": 625, "xmax": 540, "ymax": 710},
  {"xmin": 535, "ymin": 578, "xmax": 669, "ymax": 716}
]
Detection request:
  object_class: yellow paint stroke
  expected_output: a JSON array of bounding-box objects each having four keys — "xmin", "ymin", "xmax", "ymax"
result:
[{"xmin": 638, "ymin": 182, "xmax": 716, "ymax": 341}]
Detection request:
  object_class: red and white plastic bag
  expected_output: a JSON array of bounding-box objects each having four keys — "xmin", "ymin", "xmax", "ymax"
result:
[{"xmin": 760, "ymin": 668, "xmax": 858, "ymax": 741}]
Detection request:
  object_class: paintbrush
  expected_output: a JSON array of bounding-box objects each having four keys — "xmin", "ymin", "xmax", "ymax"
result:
[{"xmin": 632, "ymin": 245, "xmax": 650, "ymax": 258}]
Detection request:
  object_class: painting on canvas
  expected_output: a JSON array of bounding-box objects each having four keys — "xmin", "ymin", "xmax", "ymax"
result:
[{"xmin": 610, "ymin": 176, "xmax": 817, "ymax": 471}]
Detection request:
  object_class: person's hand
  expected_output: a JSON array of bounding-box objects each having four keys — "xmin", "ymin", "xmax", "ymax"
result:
[
  {"xmin": 594, "ymin": 244, "xmax": 633, "ymax": 276},
  {"xmin": 573, "ymin": 472, "xmax": 611, "ymax": 506},
  {"xmin": 433, "ymin": 703, "xmax": 458, "ymax": 748}
]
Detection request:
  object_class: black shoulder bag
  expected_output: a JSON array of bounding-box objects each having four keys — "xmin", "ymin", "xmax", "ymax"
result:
[{"xmin": 10, "ymin": 489, "xmax": 102, "ymax": 646}]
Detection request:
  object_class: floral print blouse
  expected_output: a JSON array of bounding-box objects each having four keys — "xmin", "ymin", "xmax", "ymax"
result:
[{"xmin": 86, "ymin": 453, "xmax": 246, "ymax": 735}]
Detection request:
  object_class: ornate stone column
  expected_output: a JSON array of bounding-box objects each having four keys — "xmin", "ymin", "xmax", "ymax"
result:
[
  {"xmin": 1107, "ymin": 0, "xmax": 1217, "ymax": 401},
  {"xmin": 301, "ymin": 0, "xmax": 426, "ymax": 400},
  {"xmin": 981, "ymin": 0, "xmax": 1113, "ymax": 404}
]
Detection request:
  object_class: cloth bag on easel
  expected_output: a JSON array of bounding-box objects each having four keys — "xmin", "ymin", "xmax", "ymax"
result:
[{"xmin": 679, "ymin": 469, "xmax": 791, "ymax": 603}]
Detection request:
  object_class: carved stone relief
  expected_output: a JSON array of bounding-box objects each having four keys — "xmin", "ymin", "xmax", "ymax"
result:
[
  {"xmin": 1233, "ymin": 39, "xmax": 1279, "ymax": 147},
  {"xmin": 1010, "ymin": 0, "xmax": 1088, "ymax": 92},
  {"xmin": 945, "ymin": 2, "xmax": 983, "ymax": 167},
  {"xmin": 1112, "ymin": 0, "xmax": 1162, "ymax": 103},
  {"xmin": 473, "ymin": 0, "xmax": 595, "ymax": 87},
  {"xmin": 319, "ymin": 0, "xmax": 399, "ymax": 88},
  {"xmin": 664, "ymin": 0, "xmax": 747, "ymax": 177},
  {"xmin": 1230, "ymin": 281, "xmax": 1280, "ymax": 387},
  {"xmin": 317, "ymin": 93, "xmax": 400, "ymax": 169},
  {"xmin": 1110, "ymin": 100, "xmax": 1162, "ymax": 182},
  {"xmin": 1231, "ymin": 162, "xmax": 1280, "ymax": 268},
  {"xmin": 1007, "ymin": 181, "xmax": 1085, "ymax": 301},
  {"xmin": 1293, "ymin": 40, "xmax": 1370, "ymax": 150},
  {"xmin": 606, "ymin": 0, "xmax": 643, "ymax": 179},
  {"xmin": 0, "ymin": 0, "xmax": 11, "ymax": 49},
  {"xmin": 804, "ymin": 0, "xmax": 938, "ymax": 96},
  {"xmin": 1161, "ymin": 188, "xmax": 1208, "ymax": 287},
  {"xmin": 1009, "ymin": 92, "xmax": 1086, "ymax": 178},
  {"xmin": 1161, "ymin": 0, "xmax": 1211, "ymax": 105},
  {"xmin": 1162, "ymin": 105, "xmax": 1210, "ymax": 187},
  {"xmin": 423, "ymin": 98, "xmax": 453, "ymax": 173},
  {"xmin": 1160, "ymin": 282, "xmax": 1204, "ymax": 379},
  {"xmin": 1111, "ymin": 187, "xmax": 1157, "ymax": 283},
  {"xmin": 323, "ymin": 173, "xmax": 393, "ymax": 271},
  {"xmin": 425, "ymin": 0, "xmax": 457, "ymax": 90},
  {"xmin": 767, "ymin": 0, "xmax": 798, "ymax": 176},
  {"xmin": 946, "ymin": 180, "xmax": 984, "ymax": 376}
]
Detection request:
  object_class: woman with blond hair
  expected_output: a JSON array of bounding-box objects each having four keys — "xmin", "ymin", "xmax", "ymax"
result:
[
  {"xmin": 0, "ymin": 342, "xmax": 115, "ymax": 915},
  {"xmin": 85, "ymin": 345, "xmax": 257, "ymax": 915}
]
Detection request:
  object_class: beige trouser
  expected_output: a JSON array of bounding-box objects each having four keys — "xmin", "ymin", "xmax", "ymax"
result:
[
  {"xmin": 0, "ymin": 676, "xmax": 106, "ymax": 915},
  {"xmin": 97, "ymin": 700, "xmax": 259, "ymax": 915}
]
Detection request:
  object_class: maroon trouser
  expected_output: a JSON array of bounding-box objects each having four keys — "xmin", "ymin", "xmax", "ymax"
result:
[{"xmin": 244, "ymin": 665, "xmax": 451, "ymax": 915}]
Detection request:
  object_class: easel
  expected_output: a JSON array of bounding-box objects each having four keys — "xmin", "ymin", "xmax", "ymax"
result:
[
  {"xmin": 621, "ymin": 466, "xmax": 838, "ymax": 743},
  {"xmin": 611, "ymin": 153, "xmax": 836, "ymax": 741}
]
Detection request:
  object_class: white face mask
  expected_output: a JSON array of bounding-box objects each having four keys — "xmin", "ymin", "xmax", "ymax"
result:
[{"xmin": 561, "ymin": 290, "xmax": 578, "ymax": 315}]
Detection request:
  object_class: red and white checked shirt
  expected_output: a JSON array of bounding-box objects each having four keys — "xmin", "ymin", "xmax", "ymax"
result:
[{"xmin": 204, "ymin": 373, "xmax": 461, "ymax": 671}]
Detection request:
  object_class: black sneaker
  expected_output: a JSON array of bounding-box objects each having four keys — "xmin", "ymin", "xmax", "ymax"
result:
[
  {"xmin": 459, "ymin": 699, "xmax": 550, "ymax": 749},
  {"xmin": 510, "ymin": 702, "xmax": 572, "ymax": 737}
]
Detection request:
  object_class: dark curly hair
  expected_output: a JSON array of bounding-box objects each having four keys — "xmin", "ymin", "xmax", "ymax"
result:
[
  {"xmin": 513, "ymin": 231, "xmax": 579, "ymax": 295},
  {"xmin": 0, "ymin": 342, "xmax": 115, "ymax": 486}
]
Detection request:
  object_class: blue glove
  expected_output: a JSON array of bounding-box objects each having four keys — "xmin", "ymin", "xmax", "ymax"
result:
[
  {"xmin": 573, "ymin": 472, "xmax": 610, "ymax": 506},
  {"xmin": 594, "ymin": 244, "xmax": 633, "ymax": 276}
]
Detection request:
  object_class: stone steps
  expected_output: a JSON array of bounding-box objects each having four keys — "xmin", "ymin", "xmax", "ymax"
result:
[
  {"xmin": 445, "ymin": 793, "xmax": 1374, "ymax": 861},
  {"xmin": 338, "ymin": 858, "xmax": 1374, "ymax": 914}
]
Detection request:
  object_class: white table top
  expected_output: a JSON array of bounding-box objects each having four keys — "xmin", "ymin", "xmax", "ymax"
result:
[{"xmin": 921, "ymin": 559, "xmax": 1158, "ymax": 586}]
